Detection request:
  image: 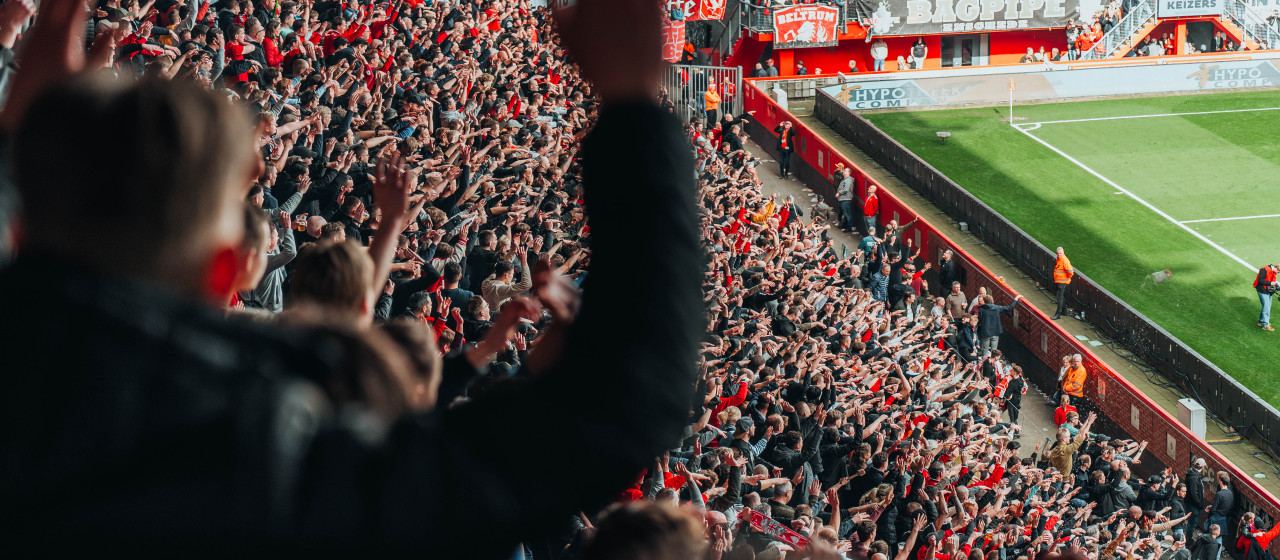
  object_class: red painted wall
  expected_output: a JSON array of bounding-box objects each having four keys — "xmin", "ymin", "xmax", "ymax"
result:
[
  {"xmin": 752, "ymin": 28, "xmax": 1078, "ymax": 75},
  {"xmin": 741, "ymin": 80, "xmax": 1280, "ymax": 537}
]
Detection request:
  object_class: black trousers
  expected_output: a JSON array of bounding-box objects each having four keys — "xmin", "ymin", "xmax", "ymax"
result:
[
  {"xmin": 1007, "ymin": 401, "xmax": 1021, "ymax": 424},
  {"xmin": 1056, "ymin": 282, "xmax": 1069, "ymax": 315},
  {"xmin": 778, "ymin": 149, "xmax": 792, "ymax": 177}
]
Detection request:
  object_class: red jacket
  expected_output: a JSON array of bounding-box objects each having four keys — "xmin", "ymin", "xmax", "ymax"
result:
[{"xmin": 709, "ymin": 382, "xmax": 749, "ymax": 427}]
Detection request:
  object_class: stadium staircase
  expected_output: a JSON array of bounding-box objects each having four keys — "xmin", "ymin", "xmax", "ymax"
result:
[
  {"xmin": 1082, "ymin": 0, "xmax": 1279, "ymax": 59},
  {"xmin": 1222, "ymin": 0, "xmax": 1280, "ymax": 50},
  {"xmin": 1080, "ymin": 0, "xmax": 1158, "ymax": 59}
]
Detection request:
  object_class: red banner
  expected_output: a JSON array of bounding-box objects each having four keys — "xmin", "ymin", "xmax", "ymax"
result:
[
  {"xmin": 665, "ymin": 0, "xmax": 726, "ymax": 21},
  {"xmin": 773, "ymin": 5, "xmax": 840, "ymax": 48},
  {"xmin": 662, "ymin": 19, "xmax": 686, "ymax": 63},
  {"xmin": 698, "ymin": 0, "xmax": 726, "ymax": 20},
  {"xmin": 740, "ymin": 509, "xmax": 810, "ymax": 549}
]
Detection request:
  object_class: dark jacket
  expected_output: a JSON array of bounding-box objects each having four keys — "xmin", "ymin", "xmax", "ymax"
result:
[
  {"xmin": 774, "ymin": 125, "xmax": 797, "ymax": 152},
  {"xmin": 1186, "ymin": 468, "xmax": 1207, "ymax": 510},
  {"xmin": 977, "ymin": 301, "xmax": 1017, "ymax": 338},
  {"xmin": 956, "ymin": 322, "xmax": 980, "ymax": 356},
  {"xmin": 0, "ymin": 103, "xmax": 702, "ymax": 556},
  {"xmin": 1192, "ymin": 533, "xmax": 1223, "ymax": 560}
]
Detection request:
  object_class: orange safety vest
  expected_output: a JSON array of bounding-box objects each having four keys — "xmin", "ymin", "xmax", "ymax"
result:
[
  {"xmin": 1053, "ymin": 255, "xmax": 1073, "ymax": 284},
  {"xmin": 1062, "ymin": 365, "xmax": 1086, "ymax": 397},
  {"xmin": 1255, "ymin": 267, "xmax": 1276, "ymax": 288},
  {"xmin": 705, "ymin": 90, "xmax": 721, "ymax": 111}
]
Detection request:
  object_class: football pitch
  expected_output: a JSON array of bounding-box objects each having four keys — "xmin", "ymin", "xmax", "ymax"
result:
[{"xmin": 864, "ymin": 90, "xmax": 1280, "ymax": 407}]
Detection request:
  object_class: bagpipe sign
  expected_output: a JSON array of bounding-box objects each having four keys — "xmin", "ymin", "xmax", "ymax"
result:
[
  {"xmin": 773, "ymin": 4, "xmax": 841, "ymax": 48},
  {"xmin": 854, "ymin": 0, "xmax": 1079, "ymax": 35}
]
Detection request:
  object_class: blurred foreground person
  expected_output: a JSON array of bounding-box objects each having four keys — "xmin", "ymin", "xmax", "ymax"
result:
[{"xmin": 0, "ymin": 0, "xmax": 700, "ymax": 555}]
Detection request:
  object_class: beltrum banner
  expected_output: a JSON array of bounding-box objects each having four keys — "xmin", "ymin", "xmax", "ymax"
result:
[{"xmin": 774, "ymin": 4, "xmax": 841, "ymax": 49}]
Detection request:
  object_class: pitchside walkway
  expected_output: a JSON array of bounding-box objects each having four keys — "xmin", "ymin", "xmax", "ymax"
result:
[
  {"xmin": 745, "ymin": 138, "xmax": 1058, "ymax": 458},
  {"xmin": 769, "ymin": 104, "xmax": 1280, "ymax": 493}
]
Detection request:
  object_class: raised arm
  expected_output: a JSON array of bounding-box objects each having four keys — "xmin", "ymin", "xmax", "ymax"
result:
[{"xmin": 360, "ymin": 0, "xmax": 702, "ymax": 552}]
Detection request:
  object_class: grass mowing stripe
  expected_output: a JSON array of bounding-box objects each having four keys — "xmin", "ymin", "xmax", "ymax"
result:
[
  {"xmin": 1013, "ymin": 124, "xmax": 1255, "ymax": 271},
  {"xmin": 1025, "ymin": 106, "xmax": 1280, "ymax": 126},
  {"xmin": 864, "ymin": 90, "xmax": 1280, "ymax": 407}
]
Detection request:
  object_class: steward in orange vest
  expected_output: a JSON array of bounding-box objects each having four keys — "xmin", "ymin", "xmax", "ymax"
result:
[
  {"xmin": 1052, "ymin": 247, "xmax": 1073, "ymax": 320},
  {"xmin": 1062, "ymin": 364, "xmax": 1086, "ymax": 398}
]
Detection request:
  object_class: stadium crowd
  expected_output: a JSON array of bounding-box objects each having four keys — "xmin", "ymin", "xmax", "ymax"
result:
[
  {"xmin": 659, "ymin": 102, "xmax": 1278, "ymax": 559},
  {"xmin": 0, "ymin": 0, "xmax": 1270, "ymax": 557}
]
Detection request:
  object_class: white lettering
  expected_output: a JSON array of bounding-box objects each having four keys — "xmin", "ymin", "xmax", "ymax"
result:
[
  {"xmin": 956, "ymin": 0, "xmax": 981, "ymax": 20},
  {"xmin": 933, "ymin": 0, "xmax": 958, "ymax": 22},
  {"xmin": 980, "ymin": 0, "xmax": 1005, "ymax": 20},
  {"xmin": 907, "ymin": 0, "xmax": 933, "ymax": 23},
  {"xmin": 1043, "ymin": 0, "xmax": 1066, "ymax": 17},
  {"xmin": 1018, "ymin": 0, "xmax": 1045, "ymax": 18},
  {"xmin": 852, "ymin": 99, "xmax": 907, "ymax": 109}
]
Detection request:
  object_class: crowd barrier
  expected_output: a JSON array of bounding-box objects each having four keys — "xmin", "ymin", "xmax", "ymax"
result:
[{"xmin": 740, "ymin": 79, "xmax": 1280, "ymax": 546}]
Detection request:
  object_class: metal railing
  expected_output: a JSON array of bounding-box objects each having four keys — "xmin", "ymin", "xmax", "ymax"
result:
[
  {"xmin": 1080, "ymin": 0, "xmax": 1156, "ymax": 59},
  {"xmin": 741, "ymin": 0, "xmax": 774, "ymax": 34},
  {"xmin": 660, "ymin": 65, "xmax": 744, "ymax": 123},
  {"xmin": 1225, "ymin": 0, "xmax": 1280, "ymax": 50},
  {"xmin": 740, "ymin": 0, "xmax": 846, "ymax": 36}
]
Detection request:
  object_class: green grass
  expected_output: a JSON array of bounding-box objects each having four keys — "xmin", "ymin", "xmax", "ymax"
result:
[{"xmin": 864, "ymin": 91, "xmax": 1280, "ymax": 407}]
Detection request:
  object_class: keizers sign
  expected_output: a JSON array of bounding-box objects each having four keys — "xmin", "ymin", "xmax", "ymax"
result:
[
  {"xmin": 858, "ymin": 0, "xmax": 1079, "ymax": 36},
  {"xmin": 1156, "ymin": 0, "xmax": 1223, "ymax": 17},
  {"xmin": 774, "ymin": 5, "xmax": 842, "ymax": 48}
]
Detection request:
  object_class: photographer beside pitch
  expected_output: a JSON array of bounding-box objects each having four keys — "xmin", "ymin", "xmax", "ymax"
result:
[{"xmin": 1255, "ymin": 263, "xmax": 1280, "ymax": 331}]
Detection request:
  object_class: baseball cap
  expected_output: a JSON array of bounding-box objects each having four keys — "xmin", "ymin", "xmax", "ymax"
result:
[
  {"xmin": 1194, "ymin": 458, "xmax": 1207, "ymax": 468},
  {"xmin": 290, "ymin": 146, "xmax": 319, "ymax": 159}
]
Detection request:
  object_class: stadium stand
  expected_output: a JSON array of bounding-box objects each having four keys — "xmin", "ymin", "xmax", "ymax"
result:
[{"xmin": 0, "ymin": 0, "xmax": 1276, "ymax": 557}]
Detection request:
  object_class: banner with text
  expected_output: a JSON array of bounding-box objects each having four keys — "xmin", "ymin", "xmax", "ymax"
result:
[
  {"xmin": 853, "ymin": 0, "xmax": 1081, "ymax": 35},
  {"xmin": 819, "ymin": 59, "xmax": 1280, "ymax": 109},
  {"xmin": 1156, "ymin": 0, "xmax": 1224, "ymax": 17},
  {"xmin": 662, "ymin": 19, "xmax": 687, "ymax": 62},
  {"xmin": 774, "ymin": 4, "xmax": 842, "ymax": 48}
]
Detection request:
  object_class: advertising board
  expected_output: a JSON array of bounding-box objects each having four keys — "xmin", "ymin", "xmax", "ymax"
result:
[{"xmin": 821, "ymin": 59, "xmax": 1280, "ymax": 109}]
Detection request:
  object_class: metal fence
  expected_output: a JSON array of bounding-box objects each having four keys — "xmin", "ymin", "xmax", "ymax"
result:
[
  {"xmin": 754, "ymin": 76, "xmax": 847, "ymax": 101},
  {"xmin": 812, "ymin": 89, "xmax": 1280, "ymax": 456},
  {"xmin": 1079, "ymin": 0, "xmax": 1155, "ymax": 59},
  {"xmin": 661, "ymin": 65, "xmax": 744, "ymax": 123}
]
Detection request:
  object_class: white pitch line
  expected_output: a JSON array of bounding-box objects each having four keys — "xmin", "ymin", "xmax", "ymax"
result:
[
  {"xmin": 1013, "ymin": 126, "xmax": 1256, "ymax": 272},
  {"xmin": 1024, "ymin": 106, "xmax": 1280, "ymax": 126},
  {"xmin": 1181, "ymin": 214, "xmax": 1280, "ymax": 224}
]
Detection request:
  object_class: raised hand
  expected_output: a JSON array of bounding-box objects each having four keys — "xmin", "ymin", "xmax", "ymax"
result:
[
  {"xmin": 553, "ymin": 0, "xmax": 661, "ymax": 103},
  {"xmin": 372, "ymin": 152, "xmax": 414, "ymax": 227},
  {"xmin": 0, "ymin": 0, "xmax": 35, "ymax": 49}
]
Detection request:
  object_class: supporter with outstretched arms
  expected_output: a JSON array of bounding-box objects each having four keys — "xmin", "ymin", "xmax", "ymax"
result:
[{"xmin": 0, "ymin": 0, "xmax": 700, "ymax": 555}]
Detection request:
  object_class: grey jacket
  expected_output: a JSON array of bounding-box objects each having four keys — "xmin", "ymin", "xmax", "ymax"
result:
[
  {"xmin": 836, "ymin": 176, "xmax": 854, "ymax": 201},
  {"xmin": 241, "ymin": 222, "xmax": 296, "ymax": 313}
]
